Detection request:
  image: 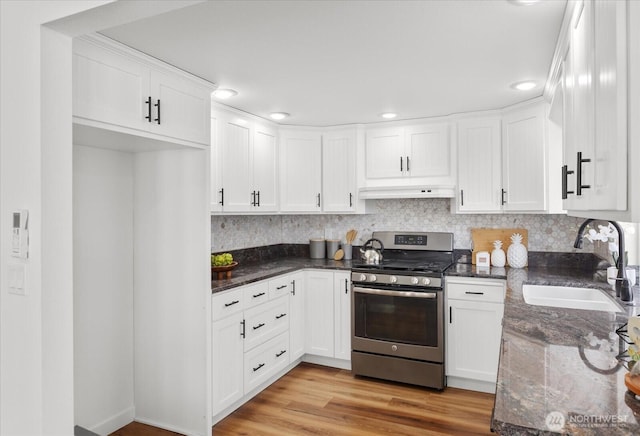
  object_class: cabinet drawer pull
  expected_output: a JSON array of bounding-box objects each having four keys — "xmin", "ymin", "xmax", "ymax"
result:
[
  {"xmin": 275, "ymin": 313, "xmax": 287, "ymax": 320},
  {"xmin": 406, "ymin": 156, "xmax": 410, "ymax": 172},
  {"xmin": 144, "ymin": 96, "xmax": 152, "ymax": 122},
  {"xmin": 253, "ymin": 363, "xmax": 265, "ymax": 372},
  {"xmin": 349, "ymin": 192, "xmax": 353, "ymax": 208},
  {"xmin": 291, "ymin": 280, "xmax": 296, "ymax": 295},
  {"xmin": 460, "ymin": 189, "xmax": 464, "ymax": 206},
  {"xmin": 561, "ymin": 165, "xmax": 575, "ymax": 199},
  {"xmin": 154, "ymin": 99, "xmax": 161, "ymax": 124},
  {"xmin": 317, "ymin": 193, "xmax": 321, "ymax": 208},
  {"xmin": 576, "ymin": 151, "xmax": 591, "ymax": 195},
  {"xmin": 251, "ymin": 190, "xmax": 256, "ymax": 206},
  {"xmin": 256, "ymin": 190, "xmax": 260, "ymax": 207},
  {"xmin": 241, "ymin": 320, "xmax": 245, "ymax": 338},
  {"xmin": 276, "ymin": 285, "xmax": 287, "ymax": 290},
  {"xmin": 501, "ymin": 189, "xmax": 507, "ymax": 206},
  {"xmin": 345, "ymin": 278, "xmax": 349, "ymax": 294},
  {"xmin": 224, "ymin": 300, "xmax": 240, "ymax": 307},
  {"xmin": 219, "ymin": 188, "xmax": 224, "ymax": 206},
  {"xmin": 252, "ymin": 292, "xmax": 266, "ymax": 298},
  {"xmin": 252, "ymin": 323, "xmax": 265, "ymax": 330},
  {"xmin": 275, "ymin": 350, "xmax": 287, "ymax": 358},
  {"xmin": 400, "ymin": 156, "xmax": 403, "ymax": 172},
  {"xmin": 465, "ymin": 291, "xmax": 484, "ymax": 295}
]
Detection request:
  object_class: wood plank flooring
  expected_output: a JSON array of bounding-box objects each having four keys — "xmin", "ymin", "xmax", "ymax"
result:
[{"xmin": 112, "ymin": 362, "xmax": 496, "ymax": 436}]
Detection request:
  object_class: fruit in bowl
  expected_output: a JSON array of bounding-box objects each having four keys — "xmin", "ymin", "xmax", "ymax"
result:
[{"xmin": 211, "ymin": 252, "xmax": 234, "ymax": 267}]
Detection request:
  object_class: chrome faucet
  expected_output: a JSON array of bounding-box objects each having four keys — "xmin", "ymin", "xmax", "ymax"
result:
[{"xmin": 574, "ymin": 219, "xmax": 632, "ymax": 302}]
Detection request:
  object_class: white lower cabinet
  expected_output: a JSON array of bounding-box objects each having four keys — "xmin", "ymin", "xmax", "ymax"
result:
[
  {"xmin": 212, "ymin": 312, "xmax": 244, "ymax": 415},
  {"xmin": 304, "ymin": 270, "xmax": 351, "ymax": 363},
  {"xmin": 445, "ymin": 277, "xmax": 505, "ymax": 393},
  {"xmin": 244, "ymin": 331, "xmax": 290, "ymax": 393}
]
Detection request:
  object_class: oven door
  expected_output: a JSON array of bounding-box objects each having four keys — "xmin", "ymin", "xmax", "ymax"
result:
[{"xmin": 352, "ymin": 285, "xmax": 443, "ymax": 363}]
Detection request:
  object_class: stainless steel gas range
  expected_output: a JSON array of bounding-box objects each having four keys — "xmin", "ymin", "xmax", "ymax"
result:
[{"xmin": 351, "ymin": 231, "xmax": 454, "ymax": 390}]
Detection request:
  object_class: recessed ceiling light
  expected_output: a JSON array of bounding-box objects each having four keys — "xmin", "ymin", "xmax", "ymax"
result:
[
  {"xmin": 212, "ymin": 88, "xmax": 238, "ymax": 99},
  {"xmin": 511, "ymin": 81, "xmax": 538, "ymax": 91},
  {"xmin": 270, "ymin": 112, "xmax": 290, "ymax": 120},
  {"xmin": 507, "ymin": 0, "xmax": 540, "ymax": 5},
  {"xmin": 380, "ymin": 112, "xmax": 397, "ymax": 119}
]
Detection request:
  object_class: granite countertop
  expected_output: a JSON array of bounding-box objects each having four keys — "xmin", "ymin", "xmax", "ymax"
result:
[
  {"xmin": 211, "ymin": 257, "xmax": 352, "ymax": 293},
  {"xmin": 452, "ymin": 264, "xmax": 640, "ymax": 435}
]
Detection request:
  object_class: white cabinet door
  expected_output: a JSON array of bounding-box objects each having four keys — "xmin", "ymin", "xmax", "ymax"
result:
[
  {"xmin": 333, "ymin": 272, "xmax": 351, "ymax": 361},
  {"xmin": 502, "ymin": 105, "xmax": 546, "ymax": 211},
  {"xmin": 304, "ymin": 270, "xmax": 335, "ymax": 357},
  {"xmin": 212, "ymin": 312, "xmax": 244, "ymax": 415},
  {"xmin": 456, "ymin": 118, "xmax": 502, "ymax": 212},
  {"xmin": 404, "ymin": 123, "xmax": 451, "ymax": 179},
  {"xmin": 73, "ymin": 37, "xmax": 149, "ymax": 132},
  {"xmin": 365, "ymin": 127, "xmax": 404, "ymax": 179},
  {"xmin": 289, "ymin": 272, "xmax": 306, "ymax": 361},
  {"xmin": 220, "ymin": 118, "xmax": 252, "ymax": 212},
  {"xmin": 280, "ymin": 130, "xmax": 322, "ymax": 212},
  {"xmin": 322, "ymin": 129, "xmax": 357, "ymax": 212},
  {"xmin": 446, "ymin": 299, "xmax": 504, "ymax": 382},
  {"xmin": 150, "ymin": 70, "xmax": 212, "ymax": 146},
  {"xmin": 252, "ymin": 124, "xmax": 278, "ymax": 212}
]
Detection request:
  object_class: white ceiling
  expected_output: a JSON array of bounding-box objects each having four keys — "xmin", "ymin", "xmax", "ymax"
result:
[{"xmin": 100, "ymin": 0, "xmax": 567, "ymax": 127}]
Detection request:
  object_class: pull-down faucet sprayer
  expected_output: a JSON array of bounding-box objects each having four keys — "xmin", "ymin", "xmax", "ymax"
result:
[{"xmin": 574, "ymin": 219, "xmax": 632, "ymax": 302}]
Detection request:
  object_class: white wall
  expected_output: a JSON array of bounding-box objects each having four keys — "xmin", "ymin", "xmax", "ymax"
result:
[{"xmin": 73, "ymin": 145, "xmax": 134, "ymax": 434}]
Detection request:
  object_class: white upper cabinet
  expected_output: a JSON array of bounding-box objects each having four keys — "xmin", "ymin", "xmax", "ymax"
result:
[
  {"xmin": 501, "ymin": 104, "xmax": 546, "ymax": 212},
  {"xmin": 73, "ymin": 34, "xmax": 212, "ymax": 148},
  {"xmin": 456, "ymin": 118, "xmax": 502, "ymax": 212},
  {"xmin": 322, "ymin": 128, "xmax": 358, "ymax": 212},
  {"xmin": 560, "ymin": 0, "xmax": 628, "ymax": 216},
  {"xmin": 211, "ymin": 110, "xmax": 278, "ymax": 213},
  {"xmin": 365, "ymin": 123, "xmax": 453, "ymax": 185},
  {"xmin": 279, "ymin": 130, "xmax": 323, "ymax": 212}
]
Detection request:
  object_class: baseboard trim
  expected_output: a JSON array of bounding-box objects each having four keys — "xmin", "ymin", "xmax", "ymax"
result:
[{"xmin": 85, "ymin": 406, "xmax": 134, "ymax": 436}]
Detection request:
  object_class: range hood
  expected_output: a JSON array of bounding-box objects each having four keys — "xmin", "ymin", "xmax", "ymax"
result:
[{"xmin": 359, "ymin": 185, "xmax": 455, "ymax": 200}]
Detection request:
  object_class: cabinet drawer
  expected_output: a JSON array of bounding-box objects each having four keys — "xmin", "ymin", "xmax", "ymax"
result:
[
  {"xmin": 212, "ymin": 287, "xmax": 245, "ymax": 320},
  {"xmin": 243, "ymin": 282, "xmax": 270, "ymax": 309},
  {"xmin": 446, "ymin": 279, "xmax": 505, "ymax": 303},
  {"xmin": 269, "ymin": 275, "xmax": 292, "ymax": 300},
  {"xmin": 244, "ymin": 296, "xmax": 289, "ymax": 351},
  {"xmin": 244, "ymin": 331, "xmax": 290, "ymax": 394}
]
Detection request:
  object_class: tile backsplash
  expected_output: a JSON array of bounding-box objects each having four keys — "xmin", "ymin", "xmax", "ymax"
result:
[{"xmin": 211, "ymin": 198, "xmax": 593, "ymax": 255}]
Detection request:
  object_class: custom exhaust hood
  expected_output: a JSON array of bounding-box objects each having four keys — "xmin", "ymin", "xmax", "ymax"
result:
[{"xmin": 358, "ymin": 186, "xmax": 455, "ymax": 200}]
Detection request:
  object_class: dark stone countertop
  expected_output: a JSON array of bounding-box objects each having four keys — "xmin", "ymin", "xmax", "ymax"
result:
[{"xmin": 459, "ymin": 264, "xmax": 640, "ymax": 435}]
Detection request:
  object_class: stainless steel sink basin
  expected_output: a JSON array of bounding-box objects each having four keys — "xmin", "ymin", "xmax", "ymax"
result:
[{"xmin": 522, "ymin": 284, "xmax": 623, "ymax": 313}]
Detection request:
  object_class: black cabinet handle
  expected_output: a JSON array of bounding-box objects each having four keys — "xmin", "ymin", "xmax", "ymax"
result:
[
  {"xmin": 256, "ymin": 190, "xmax": 260, "ymax": 207},
  {"xmin": 154, "ymin": 99, "xmax": 161, "ymax": 124},
  {"xmin": 345, "ymin": 278, "xmax": 349, "ymax": 294},
  {"xmin": 275, "ymin": 313, "xmax": 287, "ymax": 319},
  {"xmin": 219, "ymin": 188, "xmax": 224, "ymax": 206},
  {"xmin": 576, "ymin": 151, "xmax": 591, "ymax": 195},
  {"xmin": 252, "ymin": 292, "xmax": 266, "ymax": 299},
  {"xmin": 317, "ymin": 193, "xmax": 321, "ymax": 208},
  {"xmin": 275, "ymin": 350, "xmax": 287, "ymax": 358},
  {"xmin": 250, "ymin": 191, "xmax": 256, "ymax": 206},
  {"xmin": 291, "ymin": 280, "xmax": 296, "ymax": 296},
  {"xmin": 276, "ymin": 285, "xmax": 287, "ymax": 290},
  {"xmin": 224, "ymin": 300, "xmax": 239, "ymax": 307},
  {"xmin": 400, "ymin": 156, "xmax": 403, "ymax": 172},
  {"xmin": 241, "ymin": 320, "xmax": 245, "ymax": 338},
  {"xmin": 349, "ymin": 193, "xmax": 353, "ymax": 208},
  {"xmin": 406, "ymin": 156, "xmax": 410, "ymax": 172},
  {"xmin": 144, "ymin": 96, "xmax": 152, "ymax": 122},
  {"xmin": 501, "ymin": 189, "xmax": 507, "ymax": 206},
  {"xmin": 465, "ymin": 291, "xmax": 484, "ymax": 295},
  {"xmin": 561, "ymin": 165, "xmax": 575, "ymax": 199},
  {"xmin": 460, "ymin": 189, "xmax": 464, "ymax": 206},
  {"xmin": 449, "ymin": 306, "xmax": 452, "ymax": 324},
  {"xmin": 253, "ymin": 363, "xmax": 265, "ymax": 372},
  {"xmin": 252, "ymin": 323, "xmax": 265, "ymax": 330}
]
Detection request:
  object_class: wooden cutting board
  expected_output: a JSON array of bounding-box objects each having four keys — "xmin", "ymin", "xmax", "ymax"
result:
[{"xmin": 471, "ymin": 228, "xmax": 528, "ymax": 265}]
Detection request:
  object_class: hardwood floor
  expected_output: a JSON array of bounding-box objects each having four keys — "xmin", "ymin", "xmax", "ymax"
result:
[{"xmin": 112, "ymin": 363, "xmax": 496, "ymax": 435}]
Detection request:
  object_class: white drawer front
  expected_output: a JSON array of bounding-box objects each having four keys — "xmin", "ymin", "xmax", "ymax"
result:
[
  {"xmin": 243, "ymin": 282, "xmax": 270, "ymax": 309},
  {"xmin": 212, "ymin": 287, "xmax": 245, "ymax": 320},
  {"xmin": 269, "ymin": 275, "xmax": 292, "ymax": 300},
  {"xmin": 243, "ymin": 296, "xmax": 289, "ymax": 351},
  {"xmin": 244, "ymin": 331, "xmax": 290, "ymax": 394},
  {"xmin": 446, "ymin": 279, "xmax": 506, "ymax": 303}
]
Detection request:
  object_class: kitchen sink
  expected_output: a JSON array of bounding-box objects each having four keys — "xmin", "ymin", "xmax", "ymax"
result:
[{"xmin": 522, "ymin": 284, "xmax": 623, "ymax": 313}]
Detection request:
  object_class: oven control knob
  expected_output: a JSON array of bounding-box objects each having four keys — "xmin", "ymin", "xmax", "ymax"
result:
[
  {"xmin": 411, "ymin": 277, "xmax": 419, "ymax": 285},
  {"xmin": 421, "ymin": 278, "xmax": 431, "ymax": 286},
  {"xmin": 391, "ymin": 345, "xmax": 398, "ymax": 352},
  {"xmin": 358, "ymin": 274, "xmax": 367, "ymax": 282},
  {"xmin": 369, "ymin": 274, "xmax": 377, "ymax": 282},
  {"xmin": 389, "ymin": 276, "xmax": 398, "ymax": 283}
]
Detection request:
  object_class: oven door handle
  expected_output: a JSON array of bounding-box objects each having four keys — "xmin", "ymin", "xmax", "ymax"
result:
[{"xmin": 353, "ymin": 286, "xmax": 437, "ymax": 299}]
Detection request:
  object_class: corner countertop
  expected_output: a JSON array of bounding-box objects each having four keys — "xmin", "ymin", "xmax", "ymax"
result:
[
  {"xmin": 211, "ymin": 257, "xmax": 352, "ymax": 293},
  {"xmin": 452, "ymin": 264, "xmax": 640, "ymax": 435}
]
